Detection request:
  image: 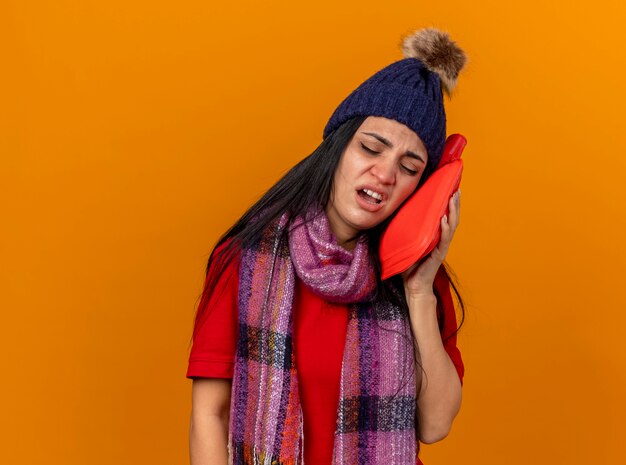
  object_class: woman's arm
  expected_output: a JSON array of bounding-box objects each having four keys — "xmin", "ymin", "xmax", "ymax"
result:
[
  {"xmin": 408, "ymin": 293, "xmax": 463, "ymax": 444},
  {"xmin": 401, "ymin": 191, "xmax": 463, "ymax": 444},
  {"xmin": 189, "ymin": 378, "xmax": 232, "ymax": 465}
]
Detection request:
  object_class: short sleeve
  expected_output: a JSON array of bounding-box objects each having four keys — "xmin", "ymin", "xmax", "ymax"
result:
[
  {"xmin": 434, "ymin": 268, "xmax": 465, "ymax": 386},
  {"xmin": 186, "ymin": 240, "xmax": 240, "ymax": 379}
]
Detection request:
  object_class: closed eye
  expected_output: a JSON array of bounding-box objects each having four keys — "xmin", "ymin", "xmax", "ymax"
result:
[
  {"xmin": 360, "ymin": 143, "xmax": 419, "ymax": 176},
  {"xmin": 360, "ymin": 142, "xmax": 379, "ymax": 154}
]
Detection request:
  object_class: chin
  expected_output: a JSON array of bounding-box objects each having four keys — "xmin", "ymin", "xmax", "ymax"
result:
[{"xmin": 349, "ymin": 213, "xmax": 385, "ymax": 232}]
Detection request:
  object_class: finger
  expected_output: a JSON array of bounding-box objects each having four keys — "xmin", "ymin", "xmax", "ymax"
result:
[
  {"xmin": 443, "ymin": 195, "xmax": 455, "ymax": 234},
  {"xmin": 449, "ymin": 191, "xmax": 460, "ymax": 230},
  {"xmin": 440, "ymin": 197, "xmax": 457, "ymax": 245},
  {"xmin": 432, "ymin": 238, "xmax": 449, "ymax": 264},
  {"xmin": 441, "ymin": 211, "xmax": 450, "ymax": 234},
  {"xmin": 455, "ymin": 190, "xmax": 461, "ymax": 227},
  {"xmin": 440, "ymin": 213, "xmax": 452, "ymax": 248}
]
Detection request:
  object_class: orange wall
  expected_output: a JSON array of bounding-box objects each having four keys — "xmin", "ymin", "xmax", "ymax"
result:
[{"xmin": 2, "ymin": 1, "xmax": 626, "ymax": 464}]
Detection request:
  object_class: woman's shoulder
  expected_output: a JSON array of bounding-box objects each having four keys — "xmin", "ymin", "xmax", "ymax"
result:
[
  {"xmin": 205, "ymin": 237, "xmax": 243, "ymax": 285},
  {"xmin": 213, "ymin": 236, "xmax": 242, "ymax": 261}
]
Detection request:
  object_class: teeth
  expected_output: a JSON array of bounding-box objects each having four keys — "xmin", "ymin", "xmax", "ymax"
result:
[{"xmin": 363, "ymin": 189, "xmax": 383, "ymax": 201}]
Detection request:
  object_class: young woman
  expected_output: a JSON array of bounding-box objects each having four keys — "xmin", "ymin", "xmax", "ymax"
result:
[{"xmin": 187, "ymin": 27, "xmax": 468, "ymax": 465}]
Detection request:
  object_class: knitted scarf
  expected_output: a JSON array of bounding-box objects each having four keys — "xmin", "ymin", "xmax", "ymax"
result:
[{"xmin": 227, "ymin": 206, "xmax": 418, "ymax": 464}]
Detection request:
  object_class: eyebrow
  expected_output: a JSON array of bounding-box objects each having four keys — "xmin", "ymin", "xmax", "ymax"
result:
[{"xmin": 360, "ymin": 131, "xmax": 426, "ymax": 165}]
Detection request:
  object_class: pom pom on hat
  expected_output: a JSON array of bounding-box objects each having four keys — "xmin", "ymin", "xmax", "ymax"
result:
[
  {"xmin": 323, "ymin": 27, "xmax": 467, "ymax": 174},
  {"xmin": 400, "ymin": 27, "xmax": 467, "ymax": 97}
]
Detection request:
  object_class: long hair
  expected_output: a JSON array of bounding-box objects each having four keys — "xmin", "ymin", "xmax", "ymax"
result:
[{"xmin": 188, "ymin": 114, "xmax": 466, "ymax": 421}]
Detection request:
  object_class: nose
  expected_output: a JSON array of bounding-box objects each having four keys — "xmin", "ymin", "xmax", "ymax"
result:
[{"xmin": 370, "ymin": 156, "xmax": 396, "ymax": 185}]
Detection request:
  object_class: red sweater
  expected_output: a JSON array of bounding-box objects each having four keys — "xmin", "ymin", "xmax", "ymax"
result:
[{"xmin": 187, "ymin": 242, "xmax": 465, "ymax": 464}]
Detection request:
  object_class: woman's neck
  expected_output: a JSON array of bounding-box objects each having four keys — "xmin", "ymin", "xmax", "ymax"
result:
[{"xmin": 324, "ymin": 205, "xmax": 360, "ymax": 252}]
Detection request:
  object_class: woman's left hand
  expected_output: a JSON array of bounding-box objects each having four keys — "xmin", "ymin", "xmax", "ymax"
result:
[{"xmin": 401, "ymin": 188, "xmax": 461, "ymax": 298}]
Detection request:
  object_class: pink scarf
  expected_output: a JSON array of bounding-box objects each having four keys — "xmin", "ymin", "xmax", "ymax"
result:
[{"xmin": 228, "ymin": 205, "xmax": 418, "ymax": 464}]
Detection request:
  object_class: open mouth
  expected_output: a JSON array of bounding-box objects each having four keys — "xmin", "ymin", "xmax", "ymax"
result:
[{"xmin": 357, "ymin": 188, "xmax": 383, "ymax": 204}]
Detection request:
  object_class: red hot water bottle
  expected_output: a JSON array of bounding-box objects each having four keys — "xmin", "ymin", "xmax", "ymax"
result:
[{"xmin": 379, "ymin": 134, "xmax": 467, "ymax": 280}]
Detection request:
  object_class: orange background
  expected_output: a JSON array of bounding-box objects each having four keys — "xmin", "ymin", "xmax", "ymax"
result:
[{"xmin": 2, "ymin": 1, "xmax": 626, "ymax": 464}]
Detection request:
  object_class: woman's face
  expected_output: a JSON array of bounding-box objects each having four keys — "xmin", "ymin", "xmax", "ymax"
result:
[{"xmin": 326, "ymin": 116, "xmax": 428, "ymax": 248}]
